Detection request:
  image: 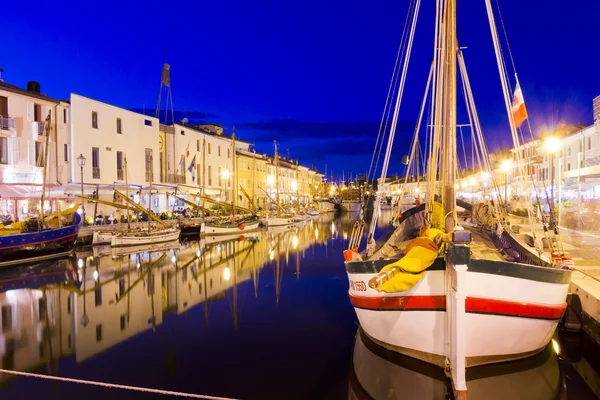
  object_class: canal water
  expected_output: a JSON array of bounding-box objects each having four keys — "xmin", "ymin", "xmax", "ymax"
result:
[{"xmin": 0, "ymin": 211, "xmax": 598, "ymax": 399}]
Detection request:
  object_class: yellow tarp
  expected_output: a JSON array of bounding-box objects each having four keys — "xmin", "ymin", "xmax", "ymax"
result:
[
  {"xmin": 0, "ymin": 204, "xmax": 79, "ymax": 234},
  {"xmin": 378, "ymin": 200, "xmax": 445, "ymax": 294}
]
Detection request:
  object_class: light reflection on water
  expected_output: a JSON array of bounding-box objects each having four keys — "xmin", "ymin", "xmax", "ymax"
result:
[{"xmin": 0, "ymin": 210, "xmax": 595, "ymax": 399}]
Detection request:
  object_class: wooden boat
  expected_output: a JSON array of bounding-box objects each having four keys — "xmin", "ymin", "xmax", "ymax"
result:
[
  {"xmin": 0, "ymin": 112, "xmax": 81, "ymax": 267},
  {"xmin": 343, "ymin": 2, "xmax": 573, "ymax": 395},
  {"xmin": 266, "ymin": 216, "xmax": 296, "ymax": 227},
  {"xmin": 317, "ymin": 198, "xmax": 337, "ymax": 213},
  {"xmin": 349, "ymin": 328, "xmax": 563, "ymax": 400},
  {"xmin": 111, "ymin": 226, "xmax": 180, "ymax": 247},
  {"xmin": 340, "ymin": 199, "xmax": 362, "ymax": 213},
  {"xmin": 201, "ymin": 218, "xmax": 260, "ymax": 236}
]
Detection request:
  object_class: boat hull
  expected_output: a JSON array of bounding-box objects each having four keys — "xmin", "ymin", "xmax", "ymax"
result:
[
  {"xmin": 200, "ymin": 221, "xmax": 260, "ymax": 236},
  {"xmin": 266, "ymin": 217, "xmax": 296, "ymax": 227},
  {"xmin": 110, "ymin": 227, "xmax": 180, "ymax": 247},
  {"xmin": 340, "ymin": 201, "xmax": 362, "ymax": 213},
  {"xmin": 346, "ymin": 258, "xmax": 571, "ymax": 367},
  {"xmin": 0, "ymin": 213, "xmax": 81, "ymax": 267},
  {"xmin": 318, "ymin": 200, "xmax": 337, "ymax": 213}
]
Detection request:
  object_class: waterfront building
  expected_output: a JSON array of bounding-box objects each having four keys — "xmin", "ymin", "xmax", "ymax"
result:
[{"xmin": 0, "ymin": 74, "xmax": 71, "ymax": 221}]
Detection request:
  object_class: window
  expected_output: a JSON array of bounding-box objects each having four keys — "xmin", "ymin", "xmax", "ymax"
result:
[
  {"xmin": 208, "ymin": 143, "xmax": 211, "ymax": 154},
  {"xmin": 64, "ymin": 144, "xmax": 69, "ymax": 162},
  {"xmin": 34, "ymin": 104, "xmax": 42, "ymax": 122},
  {"xmin": 117, "ymin": 151, "xmax": 124, "ymax": 180},
  {"xmin": 120, "ymin": 315, "xmax": 127, "ymax": 331},
  {"xmin": 96, "ymin": 324, "xmax": 102, "ymax": 342},
  {"xmin": 218, "ymin": 167, "xmax": 222, "ymax": 186},
  {"xmin": 146, "ymin": 149, "xmax": 154, "ymax": 182},
  {"xmin": 208, "ymin": 165, "xmax": 212, "ymax": 185},
  {"xmin": 197, "ymin": 140, "xmax": 200, "ymax": 152},
  {"xmin": 0, "ymin": 96, "xmax": 7, "ymax": 118},
  {"xmin": 67, "ymin": 294, "xmax": 72, "ymax": 314},
  {"xmin": 0, "ymin": 137, "xmax": 7, "ymax": 164},
  {"xmin": 119, "ymin": 278, "xmax": 126, "ymax": 297},
  {"xmin": 95, "ymin": 285, "xmax": 102, "ymax": 306},
  {"xmin": 117, "ymin": 118, "xmax": 122, "ymax": 134},
  {"xmin": 180, "ymin": 130, "xmax": 185, "ymax": 136},
  {"xmin": 92, "ymin": 147, "xmax": 100, "ymax": 179},
  {"xmin": 199, "ymin": 283, "xmax": 202, "ymax": 295},
  {"xmin": 218, "ymin": 146, "xmax": 221, "ymax": 156},
  {"xmin": 63, "ymin": 108, "xmax": 68, "ymax": 123},
  {"xmin": 35, "ymin": 141, "xmax": 44, "ymax": 167},
  {"xmin": 38, "ymin": 298, "xmax": 47, "ymax": 321},
  {"xmin": 92, "ymin": 111, "xmax": 98, "ymax": 129},
  {"xmin": 228, "ymin": 148, "xmax": 231, "ymax": 159},
  {"xmin": 588, "ymin": 137, "xmax": 592, "ymax": 150},
  {"xmin": 567, "ymin": 147, "xmax": 571, "ymax": 156},
  {"xmin": 567, "ymin": 163, "xmax": 571, "ymax": 171},
  {"xmin": 144, "ymin": 119, "xmax": 152, "ymax": 126},
  {"xmin": 1, "ymin": 305, "xmax": 12, "ymax": 331}
]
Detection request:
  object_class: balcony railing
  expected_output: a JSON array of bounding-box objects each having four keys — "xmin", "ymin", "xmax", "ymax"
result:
[
  {"xmin": 37, "ymin": 121, "xmax": 47, "ymax": 135},
  {"xmin": 0, "ymin": 116, "xmax": 16, "ymax": 130},
  {"xmin": 92, "ymin": 167, "xmax": 100, "ymax": 179},
  {"xmin": 117, "ymin": 169, "xmax": 124, "ymax": 180},
  {"xmin": 165, "ymin": 173, "xmax": 185, "ymax": 184}
]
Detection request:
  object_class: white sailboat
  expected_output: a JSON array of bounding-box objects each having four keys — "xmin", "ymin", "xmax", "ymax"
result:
[{"xmin": 343, "ymin": 1, "xmax": 572, "ymax": 396}]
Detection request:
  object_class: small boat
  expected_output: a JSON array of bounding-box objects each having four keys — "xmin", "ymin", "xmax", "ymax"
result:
[
  {"xmin": 266, "ymin": 216, "xmax": 296, "ymax": 227},
  {"xmin": 317, "ymin": 198, "xmax": 338, "ymax": 213},
  {"xmin": 307, "ymin": 210, "xmax": 320, "ymax": 217},
  {"xmin": 180, "ymin": 217, "xmax": 204, "ymax": 235},
  {"xmin": 340, "ymin": 199, "xmax": 362, "ymax": 213},
  {"xmin": 110, "ymin": 226, "xmax": 180, "ymax": 247},
  {"xmin": 201, "ymin": 218, "xmax": 260, "ymax": 236}
]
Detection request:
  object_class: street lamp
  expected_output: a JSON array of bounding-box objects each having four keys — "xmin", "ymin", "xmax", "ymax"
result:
[
  {"xmin": 77, "ymin": 154, "xmax": 87, "ymax": 225},
  {"xmin": 501, "ymin": 159, "xmax": 513, "ymax": 207},
  {"xmin": 544, "ymin": 137, "xmax": 562, "ymax": 228}
]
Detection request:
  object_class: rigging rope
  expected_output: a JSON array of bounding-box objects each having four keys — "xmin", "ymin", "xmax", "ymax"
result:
[{"xmin": 0, "ymin": 369, "xmax": 237, "ymax": 400}]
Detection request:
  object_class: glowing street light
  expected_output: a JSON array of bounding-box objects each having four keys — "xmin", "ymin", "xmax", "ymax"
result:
[
  {"xmin": 220, "ymin": 169, "xmax": 230, "ymax": 180},
  {"xmin": 267, "ymin": 175, "xmax": 275, "ymax": 186},
  {"xmin": 501, "ymin": 159, "xmax": 513, "ymax": 171},
  {"xmin": 501, "ymin": 159, "xmax": 513, "ymax": 205},
  {"xmin": 544, "ymin": 137, "xmax": 561, "ymax": 154}
]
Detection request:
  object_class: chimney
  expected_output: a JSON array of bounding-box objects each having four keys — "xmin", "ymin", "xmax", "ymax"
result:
[
  {"xmin": 594, "ymin": 95, "xmax": 600, "ymax": 123},
  {"xmin": 0, "ymin": 68, "xmax": 3, "ymax": 82},
  {"xmin": 27, "ymin": 81, "xmax": 40, "ymax": 93}
]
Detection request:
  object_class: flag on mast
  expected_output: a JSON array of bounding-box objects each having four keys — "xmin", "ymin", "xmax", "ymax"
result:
[
  {"xmin": 187, "ymin": 155, "xmax": 196, "ymax": 182},
  {"xmin": 511, "ymin": 76, "xmax": 528, "ymax": 128},
  {"xmin": 186, "ymin": 143, "xmax": 190, "ymax": 158}
]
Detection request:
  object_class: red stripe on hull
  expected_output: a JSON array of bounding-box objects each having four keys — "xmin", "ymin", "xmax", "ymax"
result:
[
  {"xmin": 349, "ymin": 294, "xmax": 446, "ymax": 310},
  {"xmin": 349, "ymin": 294, "xmax": 567, "ymax": 320},
  {"xmin": 465, "ymin": 297, "xmax": 567, "ymax": 320}
]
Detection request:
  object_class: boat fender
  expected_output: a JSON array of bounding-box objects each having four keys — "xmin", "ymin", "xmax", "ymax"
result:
[
  {"xmin": 561, "ymin": 293, "xmax": 582, "ymax": 333},
  {"xmin": 374, "ymin": 228, "xmax": 443, "ymax": 293},
  {"xmin": 415, "ymin": 199, "xmax": 421, "ymax": 207},
  {"xmin": 239, "ymin": 223, "xmax": 245, "ymax": 230}
]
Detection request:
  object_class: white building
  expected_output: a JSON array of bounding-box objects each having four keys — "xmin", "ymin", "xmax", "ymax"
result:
[{"xmin": 0, "ymin": 75, "xmax": 72, "ymax": 221}]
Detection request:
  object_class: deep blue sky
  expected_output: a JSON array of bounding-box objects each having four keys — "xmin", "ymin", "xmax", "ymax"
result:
[{"xmin": 3, "ymin": 0, "xmax": 598, "ymax": 181}]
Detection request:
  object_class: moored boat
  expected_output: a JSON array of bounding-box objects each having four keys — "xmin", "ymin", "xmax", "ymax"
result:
[
  {"xmin": 110, "ymin": 226, "xmax": 180, "ymax": 247},
  {"xmin": 340, "ymin": 199, "xmax": 362, "ymax": 213},
  {"xmin": 200, "ymin": 218, "xmax": 260, "ymax": 236}
]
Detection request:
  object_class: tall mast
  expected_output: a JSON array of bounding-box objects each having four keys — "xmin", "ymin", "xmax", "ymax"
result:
[
  {"xmin": 440, "ymin": 0, "xmax": 457, "ymax": 232},
  {"xmin": 124, "ymin": 155, "xmax": 130, "ymax": 230},
  {"xmin": 274, "ymin": 141, "xmax": 281, "ymax": 213},
  {"xmin": 252, "ymin": 150, "xmax": 256, "ymax": 210},
  {"xmin": 232, "ymin": 128, "xmax": 237, "ymax": 218},
  {"xmin": 40, "ymin": 111, "xmax": 52, "ymax": 226},
  {"xmin": 148, "ymin": 154, "xmax": 153, "ymax": 231}
]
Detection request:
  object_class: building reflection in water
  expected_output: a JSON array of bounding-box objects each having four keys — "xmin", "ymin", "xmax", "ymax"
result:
[{"xmin": 0, "ymin": 216, "xmax": 337, "ymax": 381}]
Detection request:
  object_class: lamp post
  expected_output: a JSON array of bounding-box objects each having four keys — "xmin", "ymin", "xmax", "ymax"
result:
[
  {"xmin": 501, "ymin": 159, "xmax": 513, "ymax": 208},
  {"xmin": 77, "ymin": 154, "xmax": 87, "ymax": 225},
  {"xmin": 544, "ymin": 137, "xmax": 562, "ymax": 228}
]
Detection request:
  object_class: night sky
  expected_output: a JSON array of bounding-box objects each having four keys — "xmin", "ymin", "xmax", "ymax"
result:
[{"xmin": 3, "ymin": 0, "xmax": 598, "ymax": 181}]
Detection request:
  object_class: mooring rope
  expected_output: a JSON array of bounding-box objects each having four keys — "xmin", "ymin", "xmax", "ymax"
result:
[{"xmin": 0, "ymin": 369, "xmax": 238, "ymax": 400}]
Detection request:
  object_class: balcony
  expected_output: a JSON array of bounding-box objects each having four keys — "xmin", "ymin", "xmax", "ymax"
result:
[
  {"xmin": 0, "ymin": 116, "xmax": 16, "ymax": 131},
  {"xmin": 92, "ymin": 167, "xmax": 100, "ymax": 179},
  {"xmin": 117, "ymin": 169, "xmax": 124, "ymax": 180},
  {"xmin": 165, "ymin": 173, "xmax": 185, "ymax": 184}
]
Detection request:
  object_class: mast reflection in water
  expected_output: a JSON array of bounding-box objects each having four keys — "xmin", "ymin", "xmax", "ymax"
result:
[{"xmin": 0, "ymin": 211, "xmax": 596, "ymax": 399}]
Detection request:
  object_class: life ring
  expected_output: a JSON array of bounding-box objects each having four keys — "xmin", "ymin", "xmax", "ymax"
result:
[
  {"xmin": 415, "ymin": 199, "xmax": 421, "ymax": 207},
  {"xmin": 397, "ymin": 210, "xmax": 403, "ymax": 219},
  {"xmin": 239, "ymin": 223, "xmax": 245, "ymax": 230}
]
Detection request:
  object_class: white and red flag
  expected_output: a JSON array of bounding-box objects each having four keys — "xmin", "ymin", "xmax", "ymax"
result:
[{"xmin": 511, "ymin": 77, "xmax": 528, "ymax": 128}]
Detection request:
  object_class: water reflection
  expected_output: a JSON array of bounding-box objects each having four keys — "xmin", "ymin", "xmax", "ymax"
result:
[
  {"xmin": 0, "ymin": 216, "xmax": 337, "ymax": 380},
  {"xmin": 350, "ymin": 328, "xmax": 565, "ymax": 400}
]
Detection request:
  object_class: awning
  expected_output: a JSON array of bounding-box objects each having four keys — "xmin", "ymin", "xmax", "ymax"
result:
[{"xmin": 0, "ymin": 184, "xmax": 42, "ymax": 199}]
